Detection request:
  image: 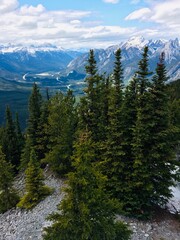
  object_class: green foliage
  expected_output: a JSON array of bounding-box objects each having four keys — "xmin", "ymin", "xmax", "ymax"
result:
[
  {"xmin": 19, "ymin": 135, "xmax": 32, "ymax": 170},
  {"xmin": 1, "ymin": 47, "xmax": 179, "ymax": 221},
  {"xmin": 35, "ymin": 100, "xmax": 50, "ymax": 161},
  {"xmin": 168, "ymin": 79, "xmax": 180, "ymax": 143},
  {"xmin": 44, "ymin": 90, "xmax": 77, "ymax": 176},
  {"xmin": 43, "ymin": 132, "xmax": 131, "ymax": 240},
  {"xmin": 0, "ymin": 146, "xmax": 19, "ymax": 213},
  {"xmin": 19, "ymin": 83, "xmax": 43, "ymax": 168},
  {"xmin": 17, "ymin": 149, "xmax": 52, "ymax": 209},
  {"xmin": 79, "ymin": 49, "xmax": 107, "ymax": 142},
  {"xmin": 122, "ymin": 52, "xmax": 179, "ymax": 218},
  {"xmin": 145, "ymin": 59, "xmax": 179, "ymax": 203},
  {"xmin": 102, "ymin": 49, "xmax": 125, "ymax": 199},
  {"xmin": 1, "ymin": 106, "xmax": 22, "ymax": 171},
  {"xmin": 168, "ymin": 79, "xmax": 180, "ymax": 100},
  {"xmin": 27, "ymin": 83, "xmax": 42, "ymax": 147}
]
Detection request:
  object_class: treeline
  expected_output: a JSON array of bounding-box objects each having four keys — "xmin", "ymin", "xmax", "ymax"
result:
[{"xmin": 0, "ymin": 47, "xmax": 179, "ymax": 239}]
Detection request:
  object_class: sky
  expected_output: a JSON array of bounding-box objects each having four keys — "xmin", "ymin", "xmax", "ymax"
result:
[{"xmin": 0, "ymin": 0, "xmax": 179, "ymax": 49}]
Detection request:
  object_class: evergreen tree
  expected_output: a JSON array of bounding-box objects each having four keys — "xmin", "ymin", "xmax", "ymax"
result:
[
  {"xmin": 102, "ymin": 49, "xmax": 125, "ymax": 198},
  {"xmin": 36, "ymin": 100, "xmax": 50, "ymax": 161},
  {"xmin": 122, "ymin": 75, "xmax": 138, "ymax": 163},
  {"xmin": 3, "ymin": 106, "xmax": 19, "ymax": 170},
  {"xmin": 125, "ymin": 47, "xmax": 153, "ymax": 217},
  {"xmin": 17, "ymin": 148, "xmax": 51, "ymax": 209},
  {"xmin": 146, "ymin": 53, "xmax": 180, "ymax": 206},
  {"xmin": 122, "ymin": 50, "xmax": 179, "ymax": 218},
  {"xmin": 27, "ymin": 83, "xmax": 42, "ymax": 146},
  {"xmin": 79, "ymin": 50, "xmax": 105, "ymax": 142},
  {"xmin": 106, "ymin": 47, "xmax": 153, "ymax": 217},
  {"xmin": 44, "ymin": 90, "xmax": 77, "ymax": 175},
  {"xmin": 21, "ymin": 83, "xmax": 42, "ymax": 166},
  {"xmin": 136, "ymin": 46, "xmax": 151, "ymax": 96},
  {"xmin": 118, "ymin": 76, "xmax": 139, "ymax": 208},
  {"xmin": 0, "ymin": 146, "xmax": 19, "ymax": 213},
  {"xmin": 43, "ymin": 131, "xmax": 131, "ymax": 240}
]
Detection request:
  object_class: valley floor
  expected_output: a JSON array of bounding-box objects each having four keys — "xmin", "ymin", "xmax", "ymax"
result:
[{"xmin": 0, "ymin": 170, "xmax": 179, "ymax": 240}]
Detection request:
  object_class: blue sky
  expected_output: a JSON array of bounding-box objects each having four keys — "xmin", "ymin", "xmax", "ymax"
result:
[{"xmin": 0, "ymin": 0, "xmax": 179, "ymax": 49}]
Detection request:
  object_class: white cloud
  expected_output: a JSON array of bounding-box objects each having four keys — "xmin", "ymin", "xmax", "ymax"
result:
[
  {"xmin": 151, "ymin": 0, "xmax": 180, "ymax": 26},
  {"xmin": 125, "ymin": 8, "xmax": 152, "ymax": 20},
  {"xmin": 70, "ymin": 20, "xmax": 81, "ymax": 25},
  {"xmin": 0, "ymin": 0, "xmax": 135, "ymax": 48},
  {"xmin": 0, "ymin": 0, "xmax": 178, "ymax": 49},
  {"xmin": 19, "ymin": 4, "xmax": 45, "ymax": 16},
  {"xmin": 103, "ymin": 0, "xmax": 119, "ymax": 4},
  {"xmin": 125, "ymin": 0, "xmax": 180, "ymax": 39},
  {"xmin": 126, "ymin": 0, "xmax": 180, "ymax": 26},
  {"xmin": 0, "ymin": 0, "xmax": 18, "ymax": 13}
]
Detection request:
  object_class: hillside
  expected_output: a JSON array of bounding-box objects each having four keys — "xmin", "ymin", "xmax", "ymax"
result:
[{"xmin": 0, "ymin": 169, "xmax": 179, "ymax": 240}]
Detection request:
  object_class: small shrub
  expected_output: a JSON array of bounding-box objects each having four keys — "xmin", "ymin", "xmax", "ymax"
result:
[
  {"xmin": 17, "ymin": 186, "xmax": 53, "ymax": 209},
  {"xmin": 0, "ymin": 190, "xmax": 19, "ymax": 213}
]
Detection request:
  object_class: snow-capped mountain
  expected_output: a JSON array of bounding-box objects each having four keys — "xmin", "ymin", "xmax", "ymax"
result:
[
  {"xmin": 0, "ymin": 43, "xmax": 64, "ymax": 54},
  {"xmin": 67, "ymin": 37, "xmax": 180, "ymax": 82},
  {"xmin": 0, "ymin": 37, "xmax": 179, "ymax": 84},
  {"xmin": 0, "ymin": 44, "xmax": 82, "ymax": 79}
]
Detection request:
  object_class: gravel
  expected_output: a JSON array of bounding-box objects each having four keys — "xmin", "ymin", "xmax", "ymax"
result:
[
  {"xmin": 0, "ymin": 171, "xmax": 64, "ymax": 240},
  {"xmin": 0, "ymin": 170, "xmax": 179, "ymax": 240}
]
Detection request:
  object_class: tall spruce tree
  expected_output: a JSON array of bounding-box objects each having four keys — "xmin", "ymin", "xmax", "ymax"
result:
[
  {"xmin": 36, "ymin": 100, "xmax": 50, "ymax": 161},
  {"xmin": 122, "ymin": 47, "xmax": 153, "ymax": 217},
  {"xmin": 43, "ymin": 131, "xmax": 131, "ymax": 240},
  {"xmin": 146, "ymin": 53, "xmax": 180, "ymax": 205},
  {"xmin": 122, "ymin": 75, "xmax": 138, "ymax": 163},
  {"xmin": 79, "ymin": 49, "xmax": 105, "ymax": 142},
  {"xmin": 0, "ymin": 146, "xmax": 19, "ymax": 213},
  {"xmin": 27, "ymin": 83, "xmax": 42, "ymax": 146},
  {"xmin": 111, "ymin": 75, "xmax": 139, "ymax": 207},
  {"xmin": 44, "ymin": 90, "xmax": 77, "ymax": 175},
  {"xmin": 21, "ymin": 83, "xmax": 42, "ymax": 166},
  {"xmin": 102, "ymin": 49, "xmax": 125, "ymax": 198}
]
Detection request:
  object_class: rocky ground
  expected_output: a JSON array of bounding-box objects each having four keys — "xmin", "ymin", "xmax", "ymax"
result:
[{"xmin": 0, "ymin": 169, "xmax": 179, "ymax": 240}]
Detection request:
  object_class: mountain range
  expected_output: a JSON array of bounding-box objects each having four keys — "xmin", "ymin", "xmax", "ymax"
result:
[
  {"xmin": 67, "ymin": 37, "xmax": 180, "ymax": 83},
  {"xmin": 0, "ymin": 37, "xmax": 179, "ymax": 127},
  {"xmin": 0, "ymin": 37, "xmax": 179, "ymax": 89}
]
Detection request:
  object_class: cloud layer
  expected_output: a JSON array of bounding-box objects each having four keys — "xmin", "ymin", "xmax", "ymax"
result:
[
  {"xmin": 126, "ymin": 0, "xmax": 180, "ymax": 37},
  {"xmin": 0, "ymin": 0, "xmax": 134, "ymax": 48},
  {"xmin": 0, "ymin": 0, "xmax": 178, "ymax": 49}
]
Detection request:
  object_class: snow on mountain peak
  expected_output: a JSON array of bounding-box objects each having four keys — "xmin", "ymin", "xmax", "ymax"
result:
[
  {"xmin": 0, "ymin": 43, "xmax": 64, "ymax": 54},
  {"xmin": 124, "ymin": 36, "xmax": 149, "ymax": 49}
]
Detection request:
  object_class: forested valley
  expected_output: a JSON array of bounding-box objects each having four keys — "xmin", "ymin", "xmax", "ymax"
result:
[{"xmin": 0, "ymin": 47, "xmax": 180, "ymax": 240}]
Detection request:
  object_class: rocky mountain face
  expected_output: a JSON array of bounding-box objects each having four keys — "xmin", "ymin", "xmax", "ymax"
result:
[{"xmin": 67, "ymin": 37, "xmax": 180, "ymax": 83}]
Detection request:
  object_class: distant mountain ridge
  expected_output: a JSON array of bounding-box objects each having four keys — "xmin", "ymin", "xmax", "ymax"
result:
[
  {"xmin": 0, "ymin": 44, "xmax": 82, "ymax": 80},
  {"xmin": 67, "ymin": 37, "xmax": 180, "ymax": 82},
  {"xmin": 0, "ymin": 37, "xmax": 179, "ymax": 85}
]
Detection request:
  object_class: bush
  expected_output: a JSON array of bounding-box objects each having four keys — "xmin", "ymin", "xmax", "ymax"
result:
[
  {"xmin": 17, "ymin": 185, "xmax": 52, "ymax": 209},
  {"xmin": 0, "ymin": 190, "xmax": 19, "ymax": 213}
]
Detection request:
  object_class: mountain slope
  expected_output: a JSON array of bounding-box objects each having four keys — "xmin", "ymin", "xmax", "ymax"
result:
[
  {"xmin": 0, "ymin": 44, "xmax": 82, "ymax": 79},
  {"xmin": 67, "ymin": 37, "xmax": 180, "ymax": 83}
]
